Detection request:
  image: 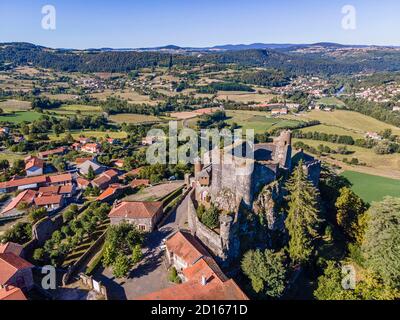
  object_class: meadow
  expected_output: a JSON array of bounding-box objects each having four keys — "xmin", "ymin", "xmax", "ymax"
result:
[
  {"xmin": 284, "ymin": 110, "xmax": 400, "ymax": 136},
  {"xmin": 226, "ymin": 110, "xmax": 301, "ymax": 134},
  {"xmin": 48, "ymin": 130, "xmax": 128, "ymax": 141},
  {"xmin": 109, "ymin": 113, "xmax": 163, "ymax": 124},
  {"xmin": 341, "ymin": 171, "xmax": 400, "ymax": 203},
  {"xmin": 293, "ymin": 138, "xmax": 400, "ymax": 179},
  {"xmin": 0, "ymin": 111, "xmax": 42, "ymax": 123}
]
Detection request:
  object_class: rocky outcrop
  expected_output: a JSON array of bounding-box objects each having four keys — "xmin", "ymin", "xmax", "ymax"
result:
[{"xmin": 253, "ymin": 181, "xmax": 284, "ymax": 231}]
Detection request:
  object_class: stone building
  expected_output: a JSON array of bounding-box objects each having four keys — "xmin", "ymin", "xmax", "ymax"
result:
[
  {"xmin": 187, "ymin": 130, "xmax": 320, "ymax": 264},
  {"xmin": 108, "ymin": 201, "xmax": 163, "ymax": 232}
]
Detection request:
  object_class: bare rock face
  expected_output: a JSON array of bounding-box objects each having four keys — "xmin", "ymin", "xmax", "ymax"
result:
[
  {"xmin": 214, "ymin": 187, "xmax": 238, "ymax": 212},
  {"xmin": 253, "ymin": 182, "xmax": 283, "ymax": 231}
]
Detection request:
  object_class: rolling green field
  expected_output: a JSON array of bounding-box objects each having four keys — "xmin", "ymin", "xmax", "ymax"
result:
[
  {"xmin": 341, "ymin": 171, "xmax": 400, "ymax": 203},
  {"xmin": 0, "ymin": 111, "xmax": 42, "ymax": 123},
  {"xmin": 226, "ymin": 110, "xmax": 301, "ymax": 134},
  {"xmin": 109, "ymin": 113, "xmax": 162, "ymax": 124},
  {"xmin": 48, "ymin": 130, "xmax": 128, "ymax": 141},
  {"xmin": 316, "ymin": 97, "xmax": 345, "ymax": 107}
]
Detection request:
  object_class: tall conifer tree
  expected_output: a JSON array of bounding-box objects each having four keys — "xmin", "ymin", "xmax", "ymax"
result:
[{"xmin": 285, "ymin": 161, "xmax": 322, "ymax": 264}]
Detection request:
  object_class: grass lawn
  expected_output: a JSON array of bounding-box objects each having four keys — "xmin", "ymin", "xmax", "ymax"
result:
[
  {"xmin": 216, "ymin": 91, "xmax": 276, "ymax": 103},
  {"xmin": 341, "ymin": 171, "xmax": 400, "ymax": 203},
  {"xmin": 226, "ymin": 110, "xmax": 301, "ymax": 134},
  {"xmin": 0, "ymin": 111, "xmax": 42, "ymax": 123},
  {"xmin": 109, "ymin": 113, "xmax": 162, "ymax": 124},
  {"xmin": 52, "ymin": 105, "xmax": 103, "ymax": 116}
]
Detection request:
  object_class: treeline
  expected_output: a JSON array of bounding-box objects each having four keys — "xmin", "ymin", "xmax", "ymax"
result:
[
  {"xmin": 239, "ymin": 69, "xmax": 290, "ymax": 87},
  {"xmin": 197, "ymin": 82, "xmax": 255, "ymax": 93},
  {"xmin": 343, "ymin": 97, "xmax": 400, "ymax": 127},
  {"xmin": 5, "ymin": 43, "xmax": 400, "ymax": 76}
]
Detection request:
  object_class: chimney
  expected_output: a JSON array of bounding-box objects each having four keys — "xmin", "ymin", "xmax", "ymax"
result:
[{"xmin": 201, "ymin": 275, "xmax": 207, "ymax": 286}]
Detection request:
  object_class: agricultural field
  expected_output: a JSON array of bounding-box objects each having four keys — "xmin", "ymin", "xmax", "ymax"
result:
[
  {"xmin": 284, "ymin": 110, "xmax": 400, "ymax": 136},
  {"xmin": 216, "ymin": 91, "xmax": 276, "ymax": 103},
  {"xmin": 52, "ymin": 104, "xmax": 103, "ymax": 116},
  {"xmin": 48, "ymin": 130, "xmax": 128, "ymax": 141},
  {"xmin": 299, "ymin": 124, "xmax": 364, "ymax": 139},
  {"xmin": 0, "ymin": 99, "xmax": 32, "ymax": 111},
  {"xmin": 316, "ymin": 96, "xmax": 346, "ymax": 107},
  {"xmin": 226, "ymin": 110, "xmax": 301, "ymax": 134},
  {"xmin": 0, "ymin": 151, "xmax": 25, "ymax": 163},
  {"xmin": 90, "ymin": 89, "xmax": 161, "ymax": 105},
  {"xmin": 293, "ymin": 138, "xmax": 400, "ymax": 179},
  {"xmin": 341, "ymin": 171, "xmax": 400, "ymax": 203},
  {"xmin": 0, "ymin": 110, "xmax": 42, "ymax": 123},
  {"xmin": 109, "ymin": 113, "xmax": 162, "ymax": 124}
]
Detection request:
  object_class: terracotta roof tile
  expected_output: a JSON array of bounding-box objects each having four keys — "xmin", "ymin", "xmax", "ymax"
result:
[
  {"xmin": 108, "ymin": 201, "xmax": 163, "ymax": 219},
  {"xmin": 0, "ymin": 253, "xmax": 33, "ymax": 285},
  {"xmin": 0, "ymin": 286, "xmax": 27, "ymax": 300},
  {"xmin": 34, "ymin": 194, "xmax": 62, "ymax": 206}
]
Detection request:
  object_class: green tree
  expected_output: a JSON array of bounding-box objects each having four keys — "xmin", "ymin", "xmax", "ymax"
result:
[
  {"xmin": 87, "ymin": 165, "xmax": 95, "ymax": 180},
  {"xmin": 241, "ymin": 249, "xmax": 287, "ymax": 298},
  {"xmin": 335, "ymin": 187, "xmax": 367, "ymax": 241},
  {"xmin": 361, "ymin": 197, "xmax": 400, "ymax": 290},
  {"xmin": 200, "ymin": 205, "xmax": 220, "ymax": 229},
  {"xmin": 112, "ymin": 254, "xmax": 131, "ymax": 278},
  {"xmin": 33, "ymin": 248, "xmax": 46, "ymax": 263},
  {"xmin": 28, "ymin": 207, "xmax": 48, "ymax": 223},
  {"xmin": 285, "ymin": 162, "xmax": 322, "ymax": 265},
  {"xmin": 131, "ymin": 244, "xmax": 143, "ymax": 265}
]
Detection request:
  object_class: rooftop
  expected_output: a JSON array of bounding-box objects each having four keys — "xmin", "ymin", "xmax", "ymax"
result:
[{"xmin": 108, "ymin": 201, "xmax": 163, "ymax": 219}]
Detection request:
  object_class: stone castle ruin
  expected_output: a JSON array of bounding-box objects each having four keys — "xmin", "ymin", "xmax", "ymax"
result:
[{"xmin": 187, "ymin": 130, "xmax": 321, "ymax": 265}]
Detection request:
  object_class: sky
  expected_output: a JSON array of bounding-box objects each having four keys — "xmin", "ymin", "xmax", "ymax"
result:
[{"xmin": 0, "ymin": 0, "xmax": 399, "ymax": 49}]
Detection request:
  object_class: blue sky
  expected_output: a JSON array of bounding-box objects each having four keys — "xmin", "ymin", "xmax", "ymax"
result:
[{"xmin": 0, "ymin": 0, "xmax": 399, "ymax": 49}]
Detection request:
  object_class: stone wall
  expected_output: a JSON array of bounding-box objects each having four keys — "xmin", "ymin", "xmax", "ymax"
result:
[{"xmin": 187, "ymin": 190, "xmax": 237, "ymax": 264}]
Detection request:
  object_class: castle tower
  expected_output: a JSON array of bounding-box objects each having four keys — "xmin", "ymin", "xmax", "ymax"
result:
[
  {"xmin": 194, "ymin": 158, "xmax": 203, "ymax": 179},
  {"xmin": 219, "ymin": 214, "xmax": 233, "ymax": 254},
  {"xmin": 274, "ymin": 130, "xmax": 292, "ymax": 169}
]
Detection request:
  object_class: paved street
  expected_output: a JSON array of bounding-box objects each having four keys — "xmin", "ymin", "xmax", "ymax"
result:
[{"xmin": 93, "ymin": 193, "xmax": 190, "ymax": 300}]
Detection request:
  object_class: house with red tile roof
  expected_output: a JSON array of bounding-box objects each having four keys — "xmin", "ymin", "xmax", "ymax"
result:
[
  {"xmin": 24, "ymin": 156, "xmax": 44, "ymax": 177},
  {"xmin": 0, "ymin": 251, "xmax": 34, "ymax": 291},
  {"xmin": 38, "ymin": 147, "xmax": 67, "ymax": 160},
  {"xmin": 0, "ymin": 175, "xmax": 47, "ymax": 193},
  {"xmin": 130, "ymin": 179, "xmax": 150, "ymax": 189},
  {"xmin": 136, "ymin": 231, "xmax": 248, "ymax": 300},
  {"xmin": 0, "ymin": 190, "xmax": 36, "ymax": 218},
  {"xmin": 108, "ymin": 201, "xmax": 163, "ymax": 232},
  {"xmin": 34, "ymin": 194, "xmax": 64, "ymax": 212},
  {"xmin": 77, "ymin": 177, "xmax": 91, "ymax": 190},
  {"xmin": 48, "ymin": 173, "xmax": 73, "ymax": 186},
  {"xmin": 92, "ymin": 169, "xmax": 119, "ymax": 190},
  {"xmin": 96, "ymin": 184, "xmax": 128, "ymax": 203},
  {"xmin": 111, "ymin": 159, "xmax": 124, "ymax": 168},
  {"xmin": 81, "ymin": 143, "xmax": 101, "ymax": 154},
  {"xmin": 0, "ymin": 285, "xmax": 27, "ymax": 300},
  {"xmin": 0, "ymin": 242, "xmax": 23, "ymax": 256}
]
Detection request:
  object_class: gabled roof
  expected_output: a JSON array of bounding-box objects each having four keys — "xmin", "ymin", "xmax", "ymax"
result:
[
  {"xmin": 0, "ymin": 190, "xmax": 36, "ymax": 216},
  {"xmin": 108, "ymin": 201, "xmax": 163, "ymax": 219},
  {"xmin": 166, "ymin": 231, "xmax": 209, "ymax": 266},
  {"xmin": 59, "ymin": 184, "xmax": 73, "ymax": 194},
  {"xmin": 77, "ymin": 160, "xmax": 102, "ymax": 172},
  {"xmin": 48, "ymin": 173, "xmax": 73, "ymax": 184},
  {"xmin": 0, "ymin": 242, "xmax": 23, "ymax": 256},
  {"xmin": 38, "ymin": 186, "xmax": 60, "ymax": 195},
  {"xmin": 38, "ymin": 147, "xmax": 66, "ymax": 158},
  {"xmin": 0, "ymin": 175, "xmax": 47, "ymax": 189},
  {"xmin": 136, "ymin": 231, "xmax": 248, "ymax": 301},
  {"xmin": 25, "ymin": 156, "xmax": 44, "ymax": 171},
  {"xmin": 130, "ymin": 179, "xmax": 150, "ymax": 188},
  {"xmin": 0, "ymin": 253, "xmax": 33, "ymax": 285},
  {"xmin": 97, "ymin": 184, "xmax": 121, "ymax": 201},
  {"xmin": 34, "ymin": 194, "xmax": 62, "ymax": 206},
  {"xmin": 0, "ymin": 286, "xmax": 27, "ymax": 300},
  {"xmin": 77, "ymin": 177, "xmax": 90, "ymax": 187}
]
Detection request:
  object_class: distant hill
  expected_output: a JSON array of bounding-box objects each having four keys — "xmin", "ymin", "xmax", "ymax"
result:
[{"xmin": 2, "ymin": 42, "xmax": 400, "ymax": 75}]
